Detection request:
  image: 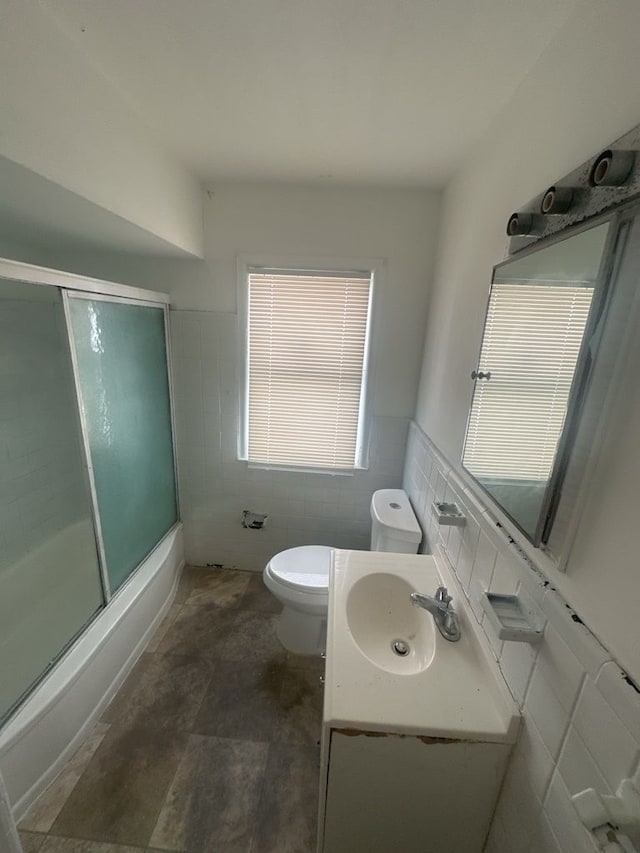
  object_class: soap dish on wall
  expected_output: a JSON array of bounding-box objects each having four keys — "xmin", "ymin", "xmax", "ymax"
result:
[
  {"xmin": 482, "ymin": 593, "xmax": 544, "ymax": 644},
  {"xmin": 431, "ymin": 501, "xmax": 466, "ymax": 526}
]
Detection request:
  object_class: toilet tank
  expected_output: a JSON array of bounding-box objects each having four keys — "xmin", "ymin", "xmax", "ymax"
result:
[{"xmin": 370, "ymin": 489, "xmax": 422, "ymax": 553}]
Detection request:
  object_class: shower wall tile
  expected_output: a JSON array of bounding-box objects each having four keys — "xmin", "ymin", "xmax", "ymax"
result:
[
  {"xmin": 402, "ymin": 421, "xmax": 640, "ymax": 853},
  {"xmin": 170, "ymin": 309, "xmax": 408, "ymax": 570}
]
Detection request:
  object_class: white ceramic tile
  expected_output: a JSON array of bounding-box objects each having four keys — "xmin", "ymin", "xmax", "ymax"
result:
[
  {"xmin": 489, "ymin": 551, "xmax": 519, "ymax": 596},
  {"xmin": 419, "ymin": 449, "xmax": 433, "ymax": 485},
  {"xmin": 544, "ymin": 771, "xmax": 600, "ymax": 853},
  {"xmin": 468, "ymin": 530, "xmax": 497, "ymax": 620},
  {"xmin": 443, "ymin": 525, "xmax": 462, "ymax": 567},
  {"xmin": 541, "ymin": 589, "xmax": 610, "ymax": 679},
  {"xmin": 524, "ymin": 666, "xmax": 570, "ymax": 759},
  {"xmin": 557, "ymin": 726, "xmax": 612, "ymax": 798},
  {"xmin": 485, "ymin": 811, "xmax": 512, "ymax": 853},
  {"xmin": 573, "ymin": 677, "xmax": 640, "ymax": 793},
  {"xmin": 456, "ymin": 541, "xmax": 476, "ymax": 593},
  {"xmin": 425, "ymin": 515, "xmax": 439, "ymax": 554},
  {"xmin": 460, "ymin": 507, "xmax": 481, "ymax": 559},
  {"xmin": 500, "ymin": 640, "xmax": 537, "ymax": 705},
  {"xmin": 534, "ymin": 624, "xmax": 585, "ymax": 716},
  {"xmin": 514, "ymin": 714, "xmax": 555, "ymax": 804},
  {"xmin": 481, "ymin": 611, "xmax": 504, "ymax": 660},
  {"xmin": 434, "ymin": 469, "xmax": 448, "ymax": 503},
  {"xmin": 495, "ymin": 757, "xmax": 542, "ymax": 853},
  {"xmin": 595, "ymin": 662, "xmax": 640, "ymax": 745},
  {"xmin": 515, "ymin": 562, "xmax": 547, "ymax": 606},
  {"xmin": 527, "ymin": 813, "xmax": 563, "ymax": 853}
]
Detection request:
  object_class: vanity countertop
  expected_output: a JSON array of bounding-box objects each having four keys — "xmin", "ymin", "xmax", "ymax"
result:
[{"xmin": 324, "ymin": 547, "xmax": 520, "ymax": 743}]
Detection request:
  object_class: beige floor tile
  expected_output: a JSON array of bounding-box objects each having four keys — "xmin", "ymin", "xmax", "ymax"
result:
[
  {"xmin": 20, "ymin": 723, "xmax": 111, "ymax": 833},
  {"xmin": 192, "ymin": 659, "xmax": 285, "ymax": 742},
  {"xmin": 250, "ymin": 744, "xmax": 319, "ymax": 853},
  {"xmin": 218, "ymin": 612, "xmax": 285, "ymax": 664},
  {"xmin": 19, "ymin": 831, "xmax": 46, "ymax": 852},
  {"xmin": 40, "ymin": 837, "xmax": 144, "ymax": 852},
  {"xmin": 275, "ymin": 668, "xmax": 324, "ymax": 746},
  {"xmin": 184, "ymin": 569, "xmax": 250, "ymax": 608},
  {"xmin": 101, "ymin": 652, "xmax": 213, "ymax": 731},
  {"xmin": 145, "ymin": 604, "xmax": 182, "ymax": 653},
  {"xmin": 23, "ymin": 569, "xmax": 322, "ymax": 853},
  {"xmin": 240, "ymin": 574, "xmax": 281, "ymax": 614},
  {"xmin": 51, "ymin": 725, "xmax": 187, "ymax": 847},
  {"xmin": 149, "ymin": 735, "xmax": 268, "ymax": 852},
  {"xmin": 156, "ymin": 604, "xmax": 238, "ymax": 660}
]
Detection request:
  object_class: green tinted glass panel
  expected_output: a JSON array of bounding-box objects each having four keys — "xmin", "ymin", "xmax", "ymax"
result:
[
  {"xmin": 0, "ymin": 281, "xmax": 103, "ymax": 724},
  {"xmin": 69, "ymin": 298, "xmax": 177, "ymax": 592}
]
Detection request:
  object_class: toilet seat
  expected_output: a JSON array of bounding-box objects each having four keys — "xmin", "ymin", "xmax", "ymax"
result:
[{"xmin": 267, "ymin": 545, "xmax": 331, "ymax": 594}]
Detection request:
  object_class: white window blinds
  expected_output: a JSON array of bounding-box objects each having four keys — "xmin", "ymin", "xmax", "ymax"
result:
[
  {"xmin": 463, "ymin": 282, "xmax": 594, "ymax": 480},
  {"xmin": 246, "ymin": 269, "xmax": 372, "ymax": 470}
]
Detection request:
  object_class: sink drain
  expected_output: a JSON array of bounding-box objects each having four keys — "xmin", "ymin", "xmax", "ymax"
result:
[{"xmin": 392, "ymin": 639, "xmax": 410, "ymax": 656}]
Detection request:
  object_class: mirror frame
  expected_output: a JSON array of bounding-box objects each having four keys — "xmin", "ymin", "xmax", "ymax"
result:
[{"xmin": 462, "ymin": 209, "xmax": 625, "ymax": 549}]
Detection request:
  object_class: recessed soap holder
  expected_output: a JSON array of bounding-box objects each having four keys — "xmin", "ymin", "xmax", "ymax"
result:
[
  {"xmin": 432, "ymin": 501, "xmax": 466, "ymax": 526},
  {"xmin": 482, "ymin": 593, "xmax": 544, "ymax": 644}
]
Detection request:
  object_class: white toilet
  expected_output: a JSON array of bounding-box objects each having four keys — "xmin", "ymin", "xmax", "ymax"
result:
[{"xmin": 263, "ymin": 489, "xmax": 422, "ymax": 655}]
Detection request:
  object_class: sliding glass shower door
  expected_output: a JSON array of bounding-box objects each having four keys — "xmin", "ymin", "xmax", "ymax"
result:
[
  {"xmin": 0, "ymin": 281, "xmax": 104, "ymax": 724},
  {"xmin": 66, "ymin": 295, "xmax": 178, "ymax": 593}
]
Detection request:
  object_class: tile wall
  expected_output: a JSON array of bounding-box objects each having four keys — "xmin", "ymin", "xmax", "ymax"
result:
[
  {"xmin": 403, "ymin": 421, "xmax": 640, "ymax": 853},
  {"xmin": 170, "ymin": 310, "xmax": 409, "ymax": 570}
]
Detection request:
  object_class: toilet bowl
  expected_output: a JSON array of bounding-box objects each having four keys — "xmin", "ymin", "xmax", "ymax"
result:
[
  {"xmin": 263, "ymin": 489, "xmax": 422, "ymax": 655},
  {"xmin": 263, "ymin": 545, "xmax": 331, "ymax": 655}
]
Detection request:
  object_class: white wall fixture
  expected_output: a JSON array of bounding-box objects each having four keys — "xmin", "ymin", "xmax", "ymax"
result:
[
  {"xmin": 571, "ymin": 762, "xmax": 640, "ymax": 851},
  {"xmin": 507, "ymin": 123, "xmax": 640, "ymax": 252},
  {"xmin": 482, "ymin": 593, "xmax": 544, "ymax": 644},
  {"xmin": 432, "ymin": 501, "xmax": 466, "ymax": 526}
]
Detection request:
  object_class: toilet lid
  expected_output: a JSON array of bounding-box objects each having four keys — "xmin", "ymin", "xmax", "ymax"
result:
[{"xmin": 268, "ymin": 545, "xmax": 332, "ymax": 592}]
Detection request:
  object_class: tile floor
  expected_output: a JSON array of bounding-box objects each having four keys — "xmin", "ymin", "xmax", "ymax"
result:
[{"xmin": 19, "ymin": 567, "xmax": 324, "ymax": 853}]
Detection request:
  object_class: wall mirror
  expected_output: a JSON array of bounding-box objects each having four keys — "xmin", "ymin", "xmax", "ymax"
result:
[{"xmin": 462, "ymin": 219, "xmax": 615, "ymax": 546}]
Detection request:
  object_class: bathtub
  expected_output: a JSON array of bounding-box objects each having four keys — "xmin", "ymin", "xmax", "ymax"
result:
[{"xmin": 0, "ymin": 521, "xmax": 184, "ymax": 817}]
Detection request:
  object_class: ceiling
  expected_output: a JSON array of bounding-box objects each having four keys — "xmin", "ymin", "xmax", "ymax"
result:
[{"xmin": 39, "ymin": 0, "xmax": 580, "ymax": 188}]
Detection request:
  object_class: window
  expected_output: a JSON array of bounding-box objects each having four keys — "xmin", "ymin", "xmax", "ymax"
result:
[{"xmin": 243, "ymin": 267, "xmax": 373, "ymax": 470}]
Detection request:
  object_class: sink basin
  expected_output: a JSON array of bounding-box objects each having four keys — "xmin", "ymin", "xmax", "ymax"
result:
[
  {"xmin": 325, "ymin": 548, "xmax": 520, "ymax": 741},
  {"xmin": 346, "ymin": 572, "xmax": 436, "ymax": 674}
]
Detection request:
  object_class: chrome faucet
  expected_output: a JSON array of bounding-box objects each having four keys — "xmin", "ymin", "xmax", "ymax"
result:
[{"xmin": 410, "ymin": 586, "xmax": 461, "ymax": 642}]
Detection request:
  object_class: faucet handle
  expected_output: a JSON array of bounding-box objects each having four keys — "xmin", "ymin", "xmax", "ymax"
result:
[{"xmin": 436, "ymin": 586, "xmax": 452, "ymax": 607}]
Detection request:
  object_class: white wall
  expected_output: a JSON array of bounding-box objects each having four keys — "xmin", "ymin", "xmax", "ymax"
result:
[
  {"xmin": 415, "ymin": 0, "xmax": 640, "ymax": 683},
  {"xmin": 168, "ymin": 185, "xmax": 440, "ymax": 567},
  {"xmin": 409, "ymin": 3, "xmax": 640, "ymax": 852},
  {"xmin": 0, "ymin": 0, "xmax": 203, "ymax": 256}
]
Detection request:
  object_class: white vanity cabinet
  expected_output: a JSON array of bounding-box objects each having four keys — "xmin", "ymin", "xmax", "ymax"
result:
[
  {"xmin": 317, "ymin": 548, "xmax": 520, "ymax": 853},
  {"xmin": 317, "ymin": 726, "xmax": 510, "ymax": 853}
]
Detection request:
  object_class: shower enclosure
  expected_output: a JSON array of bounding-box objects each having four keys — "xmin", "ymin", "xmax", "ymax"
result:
[{"xmin": 0, "ymin": 264, "xmax": 179, "ymax": 728}]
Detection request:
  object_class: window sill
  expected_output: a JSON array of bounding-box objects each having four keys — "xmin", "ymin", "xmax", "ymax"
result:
[{"xmin": 243, "ymin": 461, "xmax": 366, "ymax": 477}]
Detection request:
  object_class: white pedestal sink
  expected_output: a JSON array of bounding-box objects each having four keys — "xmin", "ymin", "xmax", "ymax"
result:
[{"xmin": 317, "ymin": 547, "xmax": 520, "ymax": 853}]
